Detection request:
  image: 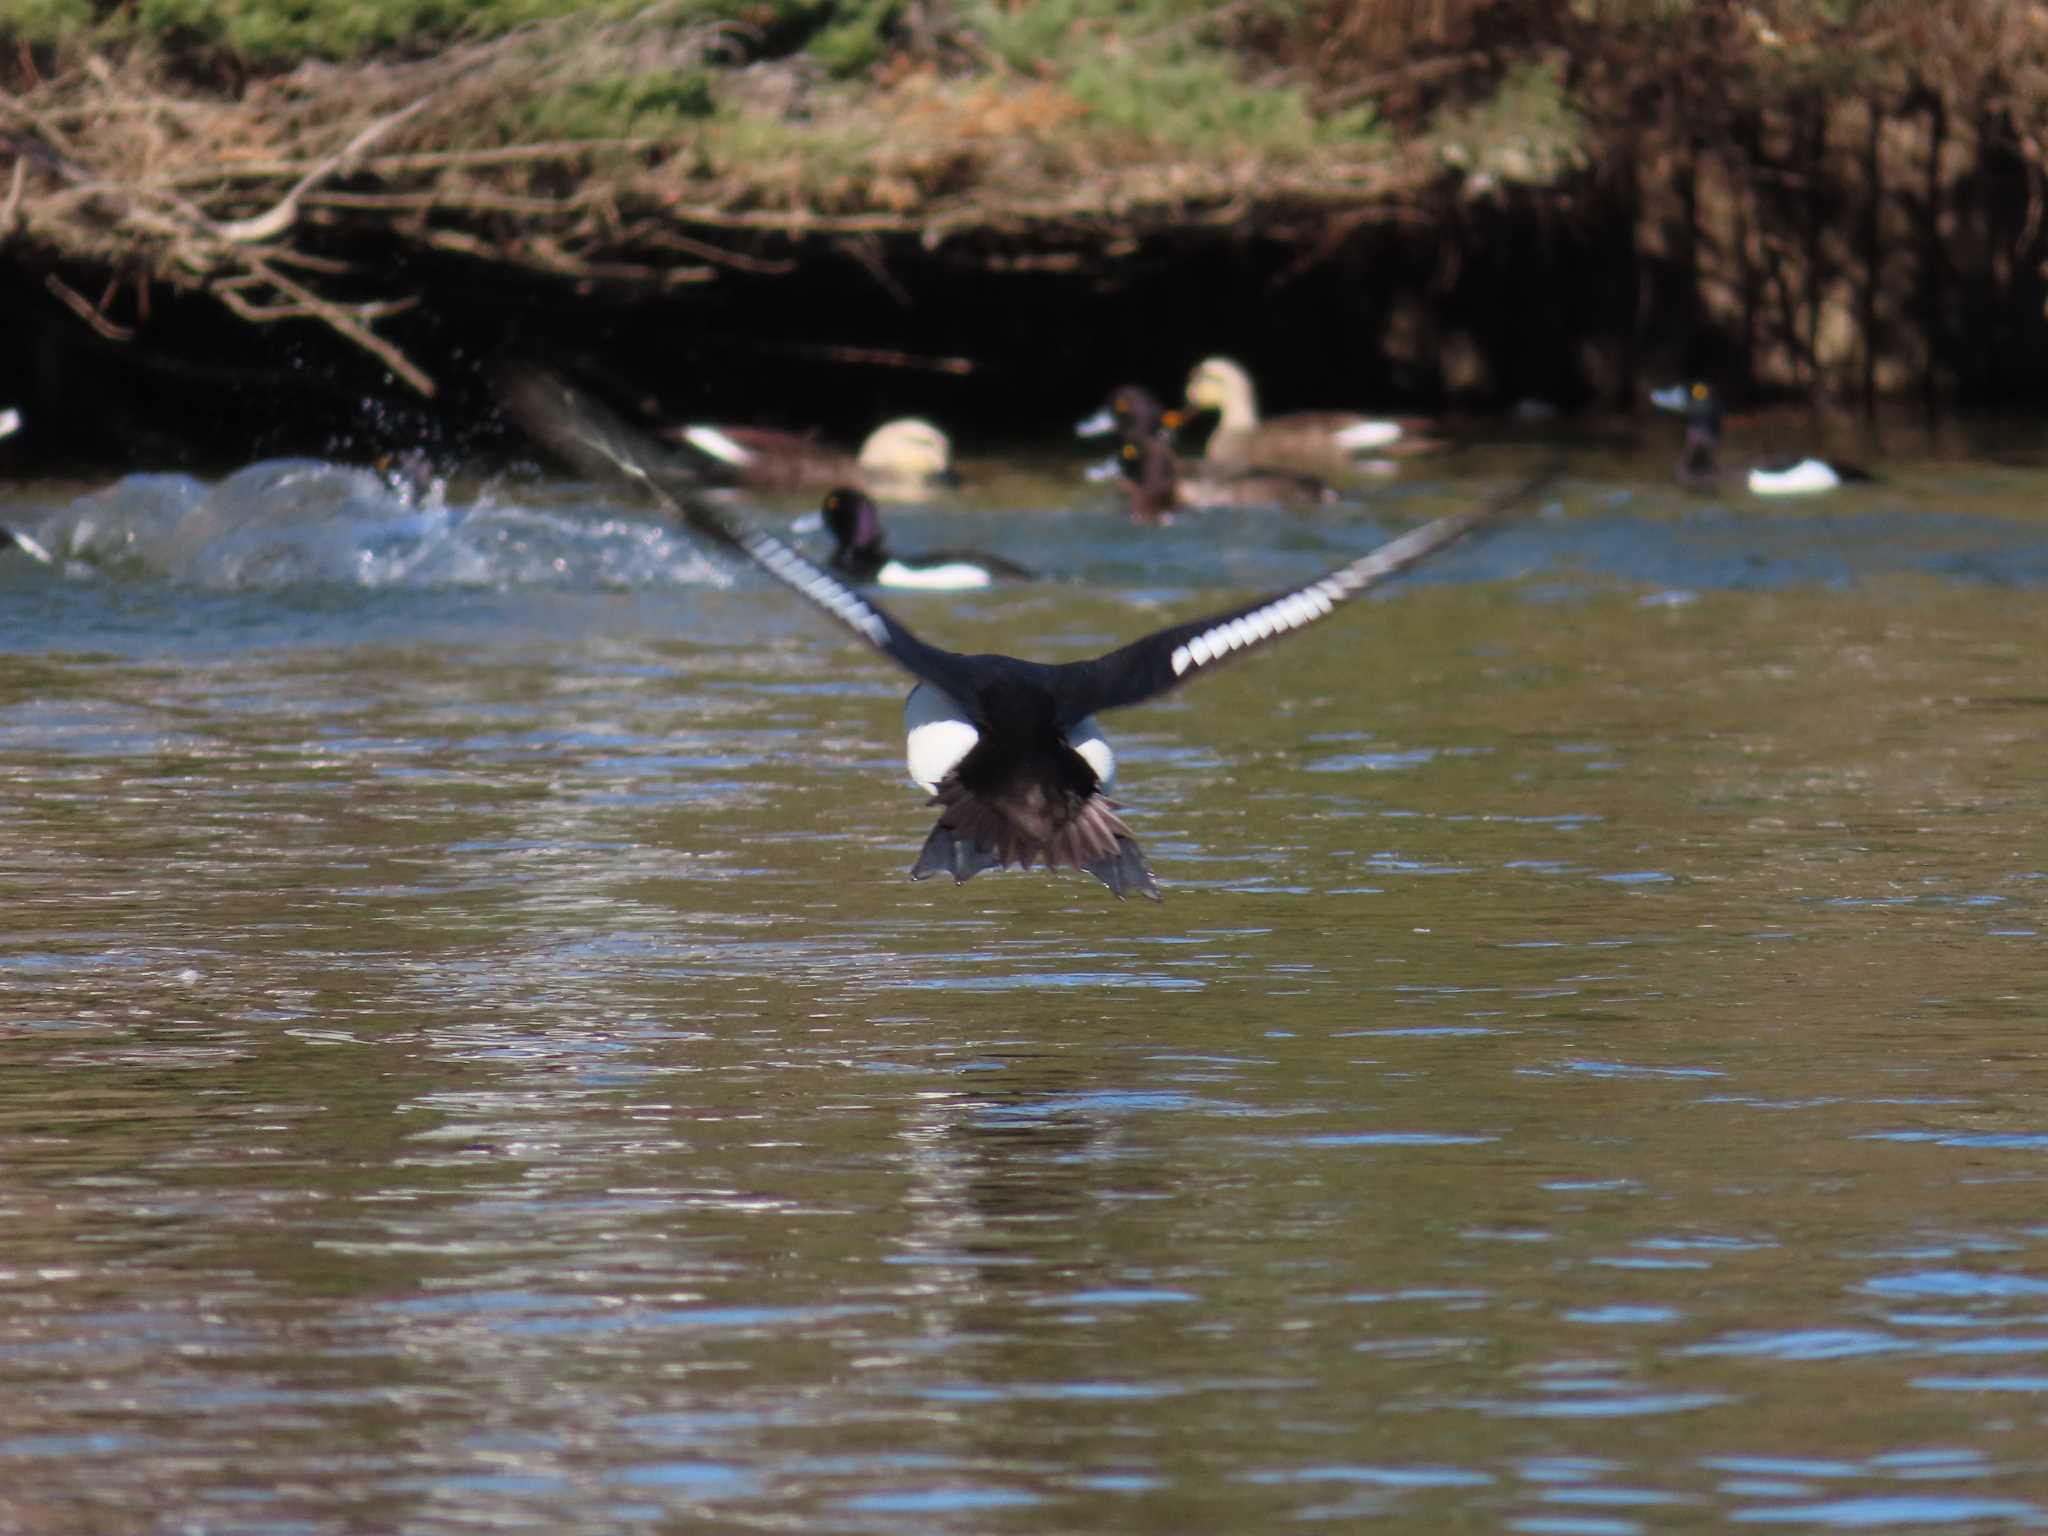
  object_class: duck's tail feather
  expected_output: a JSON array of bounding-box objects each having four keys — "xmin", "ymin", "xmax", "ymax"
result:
[
  {"xmin": 910, "ymin": 783, "xmax": 1161, "ymax": 901},
  {"xmin": 910, "ymin": 819, "xmax": 1007, "ymax": 886},
  {"xmin": 1082, "ymin": 833, "xmax": 1161, "ymax": 902}
]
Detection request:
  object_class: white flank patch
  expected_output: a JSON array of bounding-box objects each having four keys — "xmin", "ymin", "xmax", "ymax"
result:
[
  {"xmin": 878, "ymin": 558, "xmax": 991, "ymax": 591},
  {"xmin": 1334, "ymin": 419, "xmax": 1404, "ymax": 452},
  {"xmin": 1748, "ymin": 459, "xmax": 1840, "ymax": 495},
  {"xmin": 1071, "ymin": 716, "xmax": 1115, "ymax": 790},
  {"xmin": 904, "ymin": 687, "xmax": 1116, "ymax": 793},
  {"xmin": 905, "ymin": 684, "xmax": 980, "ymax": 793},
  {"xmin": 681, "ymin": 425, "xmax": 755, "ymax": 467}
]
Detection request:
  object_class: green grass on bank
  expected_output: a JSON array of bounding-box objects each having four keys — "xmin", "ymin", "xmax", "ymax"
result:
[
  {"xmin": 0, "ymin": 0, "xmax": 1909, "ymax": 74},
  {"xmin": 2, "ymin": 1, "xmax": 2027, "ymax": 195}
]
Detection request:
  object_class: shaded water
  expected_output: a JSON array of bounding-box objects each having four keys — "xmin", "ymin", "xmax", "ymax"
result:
[{"xmin": 4, "ymin": 438, "xmax": 2048, "ymax": 1533}]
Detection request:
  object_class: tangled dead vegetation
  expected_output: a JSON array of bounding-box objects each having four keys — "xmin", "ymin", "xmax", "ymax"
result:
[{"xmin": 0, "ymin": 12, "xmax": 1434, "ymax": 398}]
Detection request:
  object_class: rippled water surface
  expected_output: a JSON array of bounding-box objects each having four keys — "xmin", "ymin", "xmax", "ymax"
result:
[{"xmin": 4, "ymin": 438, "xmax": 2048, "ymax": 1533}]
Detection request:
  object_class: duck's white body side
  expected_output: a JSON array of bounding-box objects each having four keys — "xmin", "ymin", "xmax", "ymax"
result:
[
  {"xmin": 1747, "ymin": 459, "xmax": 1841, "ymax": 496},
  {"xmin": 905, "ymin": 684, "xmax": 1113, "ymax": 795},
  {"xmin": 679, "ymin": 425, "xmax": 755, "ymax": 466},
  {"xmin": 877, "ymin": 559, "xmax": 992, "ymax": 591}
]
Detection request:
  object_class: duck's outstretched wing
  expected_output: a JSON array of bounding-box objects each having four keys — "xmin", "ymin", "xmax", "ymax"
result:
[
  {"xmin": 1053, "ymin": 465, "xmax": 1557, "ymax": 721},
  {"xmin": 496, "ymin": 365, "xmax": 979, "ymax": 700}
]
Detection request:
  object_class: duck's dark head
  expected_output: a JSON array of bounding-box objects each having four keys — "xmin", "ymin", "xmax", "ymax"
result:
[
  {"xmin": 1650, "ymin": 381, "xmax": 1724, "ymax": 429},
  {"xmin": 1076, "ymin": 385, "xmax": 1185, "ymax": 441},
  {"xmin": 821, "ymin": 486, "xmax": 885, "ymax": 556}
]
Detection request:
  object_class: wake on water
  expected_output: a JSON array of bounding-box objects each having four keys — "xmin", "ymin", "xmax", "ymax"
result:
[{"xmin": 2, "ymin": 459, "xmax": 728, "ymax": 591}]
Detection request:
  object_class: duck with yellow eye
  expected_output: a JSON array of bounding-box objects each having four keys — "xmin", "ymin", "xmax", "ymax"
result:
[
  {"xmin": 814, "ymin": 486, "xmax": 1034, "ymax": 590},
  {"xmin": 1075, "ymin": 384, "xmax": 1188, "ymax": 446},
  {"xmin": 1091, "ymin": 432, "xmax": 1337, "ymax": 526},
  {"xmin": 1650, "ymin": 381, "xmax": 1875, "ymax": 495}
]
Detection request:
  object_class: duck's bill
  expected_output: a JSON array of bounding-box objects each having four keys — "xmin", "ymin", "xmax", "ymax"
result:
[
  {"xmin": 1083, "ymin": 456, "xmax": 1124, "ymax": 483},
  {"xmin": 1648, "ymin": 385, "xmax": 1691, "ymax": 414},
  {"xmin": 789, "ymin": 510, "xmax": 825, "ymax": 534},
  {"xmin": 1074, "ymin": 409, "xmax": 1117, "ymax": 438}
]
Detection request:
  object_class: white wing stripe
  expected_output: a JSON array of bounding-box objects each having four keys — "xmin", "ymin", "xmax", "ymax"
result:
[
  {"xmin": 1169, "ymin": 548, "xmax": 1410, "ymax": 678},
  {"xmin": 1163, "ymin": 509, "xmax": 1489, "ymax": 678},
  {"xmin": 744, "ymin": 533, "xmax": 890, "ymax": 644}
]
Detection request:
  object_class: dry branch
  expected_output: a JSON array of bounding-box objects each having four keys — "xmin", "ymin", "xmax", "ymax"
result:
[{"xmin": 0, "ymin": 14, "xmax": 1447, "ymax": 392}]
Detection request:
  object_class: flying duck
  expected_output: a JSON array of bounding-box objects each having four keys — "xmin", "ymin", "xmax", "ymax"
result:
[
  {"xmin": 501, "ymin": 366, "xmax": 1547, "ymax": 900},
  {"xmin": 1095, "ymin": 433, "xmax": 1336, "ymax": 526},
  {"xmin": 1649, "ymin": 382, "xmax": 1874, "ymax": 495},
  {"xmin": 1183, "ymin": 357, "xmax": 1439, "ymax": 478},
  {"xmin": 818, "ymin": 486, "xmax": 1034, "ymax": 589},
  {"xmin": 665, "ymin": 416, "xmax": 955, "ymax": 501}
]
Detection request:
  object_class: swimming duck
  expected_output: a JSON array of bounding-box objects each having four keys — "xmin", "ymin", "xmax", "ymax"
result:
[
  {"xmin": 818, "ymin": 486, "xmax": 1033, "ymax": 589},
  {"xmin": 1093, "ymin": 433, "xmax": 1336, "ymax": 525},
  {"xmin": 1075, "ymin": 385, "xmax": 1186, "ymax": 444},
  {"xmin": 499, "ymin": 365, "xmax": 1548, "ymax": 900},
  {"xmin": 666, "ymin": 416, "xmax": 955, "ymax": 501},
  {"xmin": 1649, "ymin": 382, "xmax": 1874, "ymax": 495},
  {"xmin": 1183, "ymin": 357, "xmax": 1437, "ymax": 477}
]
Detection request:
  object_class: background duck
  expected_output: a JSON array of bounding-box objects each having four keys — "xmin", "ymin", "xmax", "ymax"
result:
[
  {"xmin": 817, "ymin": 486, "xmax": 1034, "ymax": 590},
  {"xmin": 1097, "ymin": 432, "xmax": 1336, "ymax": 525},
  {"xmin": 1183, "ymin": 357, "xmax": 1440, "ymax": 478},
  {"xmin": 1650, "ymin": 382, "xmax": 1875, "ymax": 495},
  {"xmin": 1074, "ymin": 384, "xmax": 1186, "ymax": 445},
  {"xmin": 665, "ymin": 416, "xmax": 956, "ymax": 501}
]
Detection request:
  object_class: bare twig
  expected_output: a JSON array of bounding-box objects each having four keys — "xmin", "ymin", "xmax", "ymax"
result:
[
  {"xmin": 215, "ymin": 91, "xmax": 435, "ymax": 244},
  {"xmin": 45, "ymin": 272, "xmax": 135, "ymax": 340},
  {"xmin": 215, "ymin": 254, "xmax": 433, "ymax": 392},
  {"xmin": 0, "ymin": 155, "xmax": 24, "ymax": 236}
]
